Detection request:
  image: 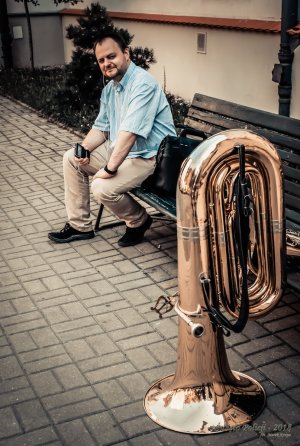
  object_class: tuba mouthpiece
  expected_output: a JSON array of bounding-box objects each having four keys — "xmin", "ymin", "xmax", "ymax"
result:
[{"xmin": 190, "ymin": 323, "xmax": 204, "ymax": 337}]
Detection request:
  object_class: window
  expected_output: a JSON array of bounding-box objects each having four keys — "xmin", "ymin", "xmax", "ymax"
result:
[{"xmin": 197, "ymin": 32, "xmax": 207, "ymax": 53}]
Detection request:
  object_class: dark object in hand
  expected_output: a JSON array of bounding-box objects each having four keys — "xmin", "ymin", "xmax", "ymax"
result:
[
  {"xmin": 142, "ymin": 129, "xmax": 207, "ymax": 198},
  {"xmin": 74, "ymin": 143, "xmax": 90, "ymax": 159}
]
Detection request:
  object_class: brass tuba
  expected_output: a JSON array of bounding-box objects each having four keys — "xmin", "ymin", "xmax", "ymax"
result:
[{"xmin": 144, "ymin": 129, "xmax": 286, "ymax": 434}]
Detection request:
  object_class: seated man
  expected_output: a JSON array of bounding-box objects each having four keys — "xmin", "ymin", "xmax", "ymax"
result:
[{"xmin": 48, "ymin": 31, "xmax": 176, "ymax": 247}]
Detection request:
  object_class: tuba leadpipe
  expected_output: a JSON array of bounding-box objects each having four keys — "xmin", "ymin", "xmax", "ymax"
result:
[{"xmin": 144, "ymin": 129, "xmax": 285, "ymax": 434}]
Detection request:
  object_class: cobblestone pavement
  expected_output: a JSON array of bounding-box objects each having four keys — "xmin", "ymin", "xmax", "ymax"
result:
[{"xmin": 0, "ymin": 95, "xmax": 299, "ymax": 446}]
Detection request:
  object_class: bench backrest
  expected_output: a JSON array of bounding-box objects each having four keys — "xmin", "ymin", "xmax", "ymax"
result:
[{"xmin": 184, "ymin": 94, "xmax": 300, "ymax": 228}]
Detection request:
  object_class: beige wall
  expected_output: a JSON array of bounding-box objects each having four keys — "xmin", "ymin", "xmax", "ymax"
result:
[
  {"xmin": 291, "ymin": 46, "xmax": 300, "ymax": 119},
  {"xmin": 62, "ymin": 16, "xmax": 76, "ymax": 64},
  {"xmin": 6, "ymin": 0, "xmax": 59, "ymax": 14},
  {"xmin": 63, "ymin": 16, "xmax": 280, "ymax": 113},
  {"xmin": 5, "ymin": 0, "xmax": 299, "ymax": 118},
  {"xmin": 6, "ymin": 0, "xmax": 279, "ymax": 16},
  {"xmin": 67, "ymin": 0, "xmax": 281, "ymax": 20},
  {"xmin": 9, "ymin": 15, "xmax": 65, "ymax": 68}
]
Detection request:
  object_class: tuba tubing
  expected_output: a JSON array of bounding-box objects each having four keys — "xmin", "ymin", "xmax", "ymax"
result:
[
  {"xmin": 144, "ymin": 129, "xmax": 285, "ymax": 435},
  {"xmin": 177, "ymin": 129, "xmax": 285, "ymax": 319}
]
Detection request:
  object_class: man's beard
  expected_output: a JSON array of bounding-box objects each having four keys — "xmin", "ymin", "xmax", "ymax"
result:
[{"xmin": 106, "ymin": 66, "xmax": 126, "ymax": 81}]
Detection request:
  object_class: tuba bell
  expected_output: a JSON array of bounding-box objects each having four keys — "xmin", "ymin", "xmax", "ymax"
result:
[{"xmin": 144, "ymin": 129, "xmax": 285, "ymax": 434}]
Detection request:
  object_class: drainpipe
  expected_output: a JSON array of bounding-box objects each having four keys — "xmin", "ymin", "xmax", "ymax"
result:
[
  {"xmin": 0, "ymin": 0, "xmax": 13, "ymax": 68},
  {"xmin": 273, "ymin": 0, "xmax": 298, "ymax": 116}
]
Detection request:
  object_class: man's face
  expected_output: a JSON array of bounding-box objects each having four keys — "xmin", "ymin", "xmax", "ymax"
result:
[{"xmin": 95, "ymin": 38, "xmax": 130, "ymax": 82}]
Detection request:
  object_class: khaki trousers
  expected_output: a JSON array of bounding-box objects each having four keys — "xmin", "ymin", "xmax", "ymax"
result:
[{"xmin": 63, "ymin": 141, "xmax": 156, "ymax": 231}]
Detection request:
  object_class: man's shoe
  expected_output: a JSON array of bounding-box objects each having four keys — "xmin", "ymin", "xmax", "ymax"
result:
[
  {"xmin": 118, "ymin": 215, "xmax": 152, "ymax": 247},
  {"xmin": 48, "ymin": 223, "xmax": 95, "ymax": 244}
]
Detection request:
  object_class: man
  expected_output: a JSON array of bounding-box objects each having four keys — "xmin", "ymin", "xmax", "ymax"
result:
[{"xmin": 48, "ymin": 31, "xmax": 176, "ymax": 246}]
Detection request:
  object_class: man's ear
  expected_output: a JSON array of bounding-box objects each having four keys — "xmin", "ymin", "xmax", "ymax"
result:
[{"xmin": 124, "ymin": 47, "xmax": 130, "ymax": 61}]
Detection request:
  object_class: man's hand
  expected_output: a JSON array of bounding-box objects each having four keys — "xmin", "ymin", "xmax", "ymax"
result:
[
  {"xmin": 75, "ymin": 157, "xmax": 90, "ymax": 166},
  {"xmin": 93, "ymin": 168, "xmax": 114, "ymax": 180}
]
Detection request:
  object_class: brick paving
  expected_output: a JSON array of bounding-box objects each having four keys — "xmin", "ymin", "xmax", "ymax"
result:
[{"xmin": 0, "ymin": 95, "xmax": 299, "ymax": 446}]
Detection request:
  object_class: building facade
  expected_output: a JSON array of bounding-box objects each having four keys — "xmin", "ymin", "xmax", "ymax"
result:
[{"xmin": 1, "ymin": 0, "xmax": 300, "ymax": 117}]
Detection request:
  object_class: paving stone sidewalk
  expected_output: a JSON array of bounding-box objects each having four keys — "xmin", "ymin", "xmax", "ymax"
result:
[{"xmin": 0, "ymin": 95, "xmax": 299, "ymax": 446}]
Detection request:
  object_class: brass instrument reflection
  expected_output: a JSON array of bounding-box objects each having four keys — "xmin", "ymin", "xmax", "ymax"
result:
[{"xmin": 144, "ymin": 130, "xmax": 285, "ymax": 434}]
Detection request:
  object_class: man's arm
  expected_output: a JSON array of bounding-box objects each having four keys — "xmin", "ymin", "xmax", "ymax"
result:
[
  {"xmin": 76, "ymin": 128, "xmax": 107, "ymax": 166},
  {"xmin": 108, "ymin": 131, "xmax": 137, "ymax": 171},
  {"xmin": 93, "ymin": 130, "xmax": 137, "ymax": 179},
  {"xmin": 81, "ymin": 128, "xmax": 107, "ymax": 152}
]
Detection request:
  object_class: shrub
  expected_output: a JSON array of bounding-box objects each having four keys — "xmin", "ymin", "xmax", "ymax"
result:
[
  {"xmin": 166, "ymin": 93, "xmax": 190, "ymax": 125},
  {"xmin": 0, "ymin": 66, "xmax": 63, "ymax": 112},
  {"xmin": 0, "ymin": 67, "xmax": 189, "ymax": 132},
  {"xmin": 0, "ymin": 3, "xmax": 190, "ymax": 132},
  {"xmin": 58, "ymin": 3, "xmax": 156, "ymax": 111}
]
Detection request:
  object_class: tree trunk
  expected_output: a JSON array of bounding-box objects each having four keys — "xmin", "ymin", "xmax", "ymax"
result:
[
  {"xmin": 24, "ymin": 0, "xmax": 34, "ymax": 71},
  {"xmin": 0, "ymin": 0, "xmax": 13, "ymax": 68}
]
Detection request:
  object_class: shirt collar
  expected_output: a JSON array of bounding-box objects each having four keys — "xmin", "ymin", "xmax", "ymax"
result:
[{"xmin": 114, "ymin": 62, "xmax": 136, "ymax": 92}]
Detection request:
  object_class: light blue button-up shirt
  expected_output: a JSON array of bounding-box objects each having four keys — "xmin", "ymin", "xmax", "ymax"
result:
[{"xmin": 93, "ymin": 62, "xmax": 176, "ymax": 158}]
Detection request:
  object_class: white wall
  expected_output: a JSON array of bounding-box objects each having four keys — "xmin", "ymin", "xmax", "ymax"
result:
[
  {"xmin": 290, "ymin": 46, "xmax": 300, "ymax": 119},
  {"xmin": 6, "ymin": 0, "xmax": 300, "ymax": 118},
  {"xmin": 63, "ymin": 15, "xmax": 280, "ymax": 112},
  {"xmin": 73, "ymin": 0, "xmax": 282, "ymax": 20},
  {"xmin": 9, "ymin": 15, "xmax": 65, "ymax": 68},
  {"xmin": 130, "ymin": 21, "xmax": 280, "ymax": 111},
  {"xmin": 6, "ymin": 0, "xmax": 62, "ymax": 14},
  {"xmin": 7, "ymin": 0, "xmax": 281, "ymax": 19}
]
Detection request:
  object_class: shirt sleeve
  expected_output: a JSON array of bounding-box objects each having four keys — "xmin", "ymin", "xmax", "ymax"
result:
[
  {"xmin": 92, "ymin": 90, "xmax": 110, "ymax": 132},
  {"xmin": 119, "ymin": 82, "xmax": 161, "ymax": 139}
]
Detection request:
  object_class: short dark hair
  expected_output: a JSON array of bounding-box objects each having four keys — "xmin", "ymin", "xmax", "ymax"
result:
[{"xmin": 93, "ymin": 31, "xmax": 128, "ymax": 53}]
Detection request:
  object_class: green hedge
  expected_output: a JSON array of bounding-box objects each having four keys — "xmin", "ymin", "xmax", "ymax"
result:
[{"xmin": 0, "ymin": 67, "xmax": 189, "ymax": 133}]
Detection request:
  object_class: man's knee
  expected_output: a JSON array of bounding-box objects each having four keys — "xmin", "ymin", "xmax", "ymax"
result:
[
  {"xmin": 91, "ymin": 179, "xmax": 120, "ymax": 203},
  {"xmin": 63, "ymin": 148, "xmax": 75, "ymax": 167}
]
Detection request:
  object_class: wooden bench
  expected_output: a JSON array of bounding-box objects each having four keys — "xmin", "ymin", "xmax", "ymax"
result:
[{"xmin": 95, "ymin": 93, "xmax": 300, "ymax": 290}]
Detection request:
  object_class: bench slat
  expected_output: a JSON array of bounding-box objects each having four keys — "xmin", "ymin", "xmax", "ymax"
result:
[
  {"xmin": 186, "ymin": 111, "xmax": 300, "ymax": 153},
  {"xmin": 185, "ymin": 117, "xmax": 221, "ymax": 136},
  {"xmin": 185, "ymin": 93, "xmax": 300, "ymax": 247},
  {"xmin": 192, "ymin": 94, "xmax": 300, "ymax": 139},
  {"xmin": 283, "ymin": 165, "xmax": 300, "ymax": 182},
  {"xmin": 133, "ymin": 188, "xmax": 176, "ymax": 219},
  {"xmin": 285, "ymin": 193, "xmax": 300, "ymax": 214},
  {"xmin": 284, "ymin": 180, "xmax": 300, "ymax": 197},
  {"xmin": 278, "ymin": 148, "xmax": 300, "ymax": 165},
  {"xmin": 286, "ymin": 208, "xmax": 300, "ymax": 227},
  {"xmin": 186, "ymin": 116, "xmax": 300, "ymax": 184}
]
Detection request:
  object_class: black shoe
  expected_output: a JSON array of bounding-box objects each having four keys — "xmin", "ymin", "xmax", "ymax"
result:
[
  {"xmin": 48, "ymin": 223, "xmax": 95, "ymax": 244},
  {"xmin": 118, "ymin": 215, "xmax": 152, "ymax": 247}
]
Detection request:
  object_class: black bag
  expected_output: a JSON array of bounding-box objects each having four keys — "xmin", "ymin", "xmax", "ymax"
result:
[{"xmin": 142, "ymin": 129, "xmax": 207, "ymax": 198}]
